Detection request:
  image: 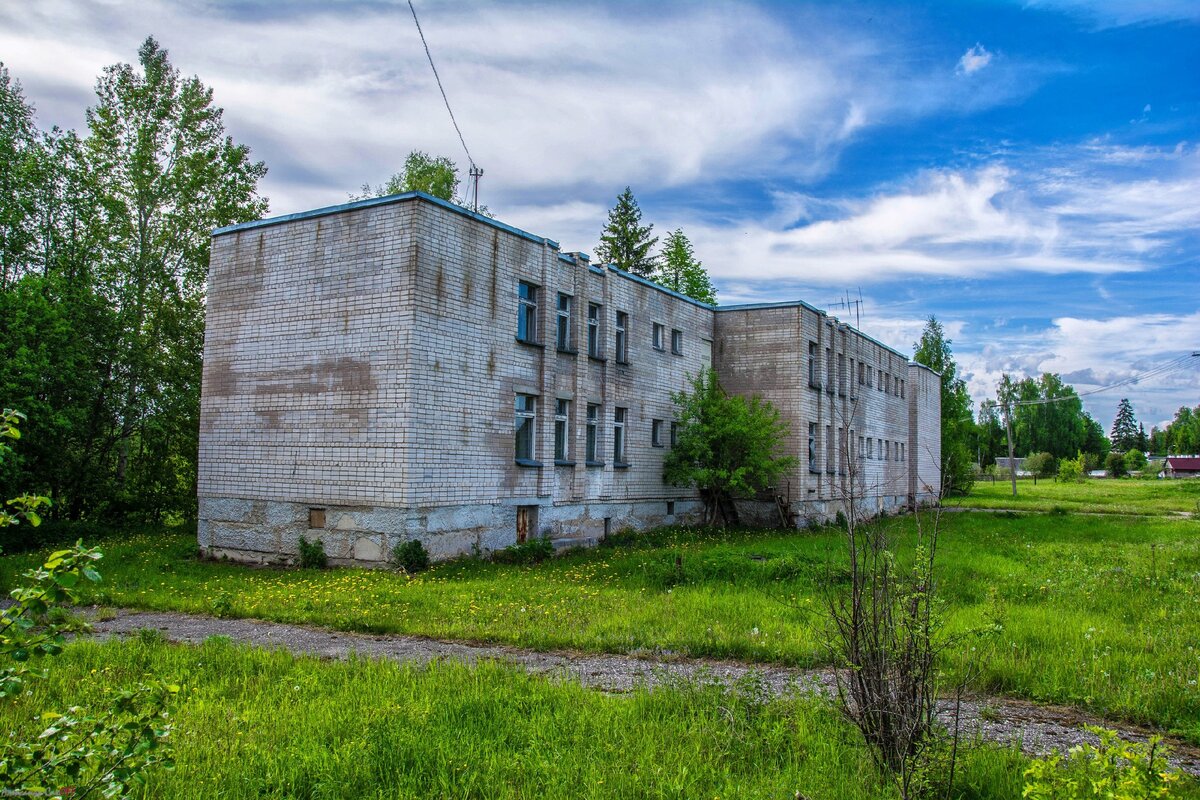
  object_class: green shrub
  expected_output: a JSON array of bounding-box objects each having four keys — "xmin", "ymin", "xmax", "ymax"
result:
[
  {"xmin": 1057, "ymin": 454, "xmax": 1086, "ymax": 483},
  {"xmin": 1025, "ymin": 452, "xmax": 1056, "ymax": 478},
  {"xmin": 1124, "ymin": 449, "xmax": 1148, "ymax": 473},
  {"xmin": 1023, "ymin": 726, "xmax": 1185, "ymax": 799},
  {"xmin": 492, "ymin": 537, "xmax": 555, "ymax": 565},
  {"xmin": 1105, "ymin": 451, "xmax": 1128, "ymax": 478},
  {"xmin": 297, "ymin": 535, "xmax": 328, "ymax": 569},
  {"xmin": 391, "ymin": 538, "xmax": 431, "ymax": 573}
]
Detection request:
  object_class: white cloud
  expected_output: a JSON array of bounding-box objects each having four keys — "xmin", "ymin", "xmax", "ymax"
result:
[
  {"xmin": 957, "ymin": 44, "xmax": 993, "ymax": 75},
  {"xmin": 958, "ymin": 312, "xmax": 1200, "ymax": 429},
  {"xmin": 0, "ymin": 1, "xmax": 1049, "ymax": 216}
]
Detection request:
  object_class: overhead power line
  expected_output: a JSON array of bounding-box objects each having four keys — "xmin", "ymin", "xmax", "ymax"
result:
[
  {"xmin": 407, "ymin": 0, "xmax": 483, "ymax": 210},
  {"xmin": 994, "ymin": 352, "xmax": 1200, "ymax": 409}
]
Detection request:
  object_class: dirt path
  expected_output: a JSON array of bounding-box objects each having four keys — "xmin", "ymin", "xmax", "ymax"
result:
[{"xmin": 87, "ymin": 607, "xmax": 1200, "ymax": 777}]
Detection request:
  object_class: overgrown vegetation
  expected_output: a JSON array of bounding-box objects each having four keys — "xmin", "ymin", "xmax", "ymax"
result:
[
  {"xmin": 7, "ymin": 509, "xmax": 1199, "ymax": 743},
  {"xmin": 1023, "ymin": 726, "xmax": 1188, "ymax": 799},
  {"xmin": 0, "ymin": 636, "xmax": 1039, "ymax": 799},
  {"xmin": 663, "ymin": 369, "xmax": 795, "ymax": 526},
  {"xmin": 491, "ymin": 536, "xmax": 555, "ymax": 565},
  {"xmin": 390, "ymin": 538, "xmax": 431, "ymax": 573},
  {"xmin": 296, "ymin": 535, "xmax": 328, "ymax": 569}
]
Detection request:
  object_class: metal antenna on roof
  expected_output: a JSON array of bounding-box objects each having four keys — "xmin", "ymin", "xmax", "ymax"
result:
[
  {"xmin": 826, "ymin": 290, "xmax": 863, "ymax": 329},
  {"xmin": 407, "ymin": 0, "xmax": 483, "ymax": 212}
]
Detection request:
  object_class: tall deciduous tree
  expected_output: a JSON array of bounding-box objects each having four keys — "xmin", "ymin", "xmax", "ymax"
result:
[
  {"xmin": 912, "ymin": 317, "xmax": 974, "ymax": 495},
  {"xmin": 656, "ymin": 228, "xmax": 717, "ymax": 305},
  {"xmin": 1109, "ymin": 398, "xmax": 1139, "ymax": 452},
  {"xmin": 355, "ymin": 150, "xmax": 460, "ymax": 202},
  {"xmin": 596, "ymin": 187, "xmax": 657, "ymax": 277},
  {"xmin": 663, "ymin": 369, "xmax": 795, "ymax": 527},
  {"xmin": 0, "ymin": 38, "xmax": 267, "ymax": 521},
  {"xmin": 84, "ymin": 36, "xmax": 267, "ymax": 517}
]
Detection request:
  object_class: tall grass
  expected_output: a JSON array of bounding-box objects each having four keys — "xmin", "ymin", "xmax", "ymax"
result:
[
  {"xmin": 955, "ymin": 475, "xmax": 1200, "ymax": 515},
  {"xmin": 0, "ymin": 637, "xmax": 1034, "ymax": 799},
  {"xmin": 2, "ymin": 511, "xmax": 1198, "ymax": 741}
]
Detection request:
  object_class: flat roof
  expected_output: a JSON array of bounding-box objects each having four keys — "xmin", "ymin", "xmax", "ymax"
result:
[
  {"xmin": 214, "ymin": 192, "xmax": 913, "ymax": 362},
  {"xmin": 212, "ymin": 191, "xmax": 559, "ymax": 249}
]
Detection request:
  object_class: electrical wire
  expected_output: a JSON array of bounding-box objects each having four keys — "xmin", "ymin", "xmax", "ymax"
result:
[
  {"xmin": 999, "ymin": 352, "xmax": 1199, "ymax": 408},
  {"xmin": 407, "ymin": 0, "xmax": 475, "ymax": 169}
]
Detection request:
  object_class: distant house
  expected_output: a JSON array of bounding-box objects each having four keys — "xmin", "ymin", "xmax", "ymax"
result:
[
  {"xmin": 1163, "ymin": 457, "xmax": 1200, "ymax": 479},
  {"xmin": 994, "ymin": 457, "xmax": 1029, "ymax": 476}
]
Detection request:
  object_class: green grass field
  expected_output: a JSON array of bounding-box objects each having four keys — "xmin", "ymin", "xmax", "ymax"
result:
[
  {"xmin": 0, "ymin": 636, "xmax": 1033, "ymax": 799},
  {"xmin": 5, "ymin": 508, "xmax": 1199, "ymax": 742},
  {"xmin": 953, "ymin": 475, "xmax": 1200, "ymax": 515}
]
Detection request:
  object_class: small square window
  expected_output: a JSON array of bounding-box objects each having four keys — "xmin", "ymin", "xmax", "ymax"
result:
[
  {"xmin": 669, "ymin": 421, "xmax": 678, "ymax": 447},
  {"xmin": 666, "ymin": 500, "xmax": 675, "ymax": 516},
  {"xmin": 670, "ymin": 329, "xmax": 683, "ymax": 355}
]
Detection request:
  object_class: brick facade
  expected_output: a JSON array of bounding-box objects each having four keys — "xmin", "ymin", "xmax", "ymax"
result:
[{"xmin": 198, "ymin": 193, "xmax": 940, "ymax": 565}]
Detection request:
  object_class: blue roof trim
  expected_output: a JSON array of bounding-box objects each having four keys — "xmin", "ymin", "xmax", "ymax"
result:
[
  {"xmin": 604, "ymin": 265, "xmax": 716, "ymax": 311},
  {"xmin": 212, "ymin": 191, "xmax": 560, "ymax": 249},
  {"xmin": 718, "ymin": 300, "xmax": 909, "ymax": 360}
]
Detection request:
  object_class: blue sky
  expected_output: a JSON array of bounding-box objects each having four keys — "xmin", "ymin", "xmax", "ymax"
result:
[{"xmin": 2, "ymin": 0, "xmax": 1197, "ymax": 430}]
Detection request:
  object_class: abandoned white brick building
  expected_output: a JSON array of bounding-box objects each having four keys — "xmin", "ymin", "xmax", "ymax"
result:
[{"xmin": 198, "ymin": 192, "xmax": 941, "ymax": 565}]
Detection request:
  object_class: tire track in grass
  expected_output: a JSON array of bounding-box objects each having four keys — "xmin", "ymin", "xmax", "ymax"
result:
[{"xmin": 88, "ymin": 607, "xmax": 1200, "ymax": 776}]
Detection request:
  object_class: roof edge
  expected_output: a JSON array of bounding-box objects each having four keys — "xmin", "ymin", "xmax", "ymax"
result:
[{"xmin": 212, "ymin": 191, "xmax": 560, "ymax": 249}]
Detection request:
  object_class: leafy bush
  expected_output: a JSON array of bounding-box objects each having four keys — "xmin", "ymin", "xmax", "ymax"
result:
[
  {"xmin": 492, "ymin": 537, "xmax": 555, "ymax": 565},
  {"xmin": 1057, "ymin": 454, "xmax": 1086, "ymax": 483},
  {"xmin": 297, "ymin": 535, "xmax": 328, "ymax": 569},
  {"xmin": 1105, "ymin": 451, "xmax": 1128, "ymax": 478},
  {"xmin": 1023, "ymin": 726, "xmax": 1184, "ymax": 799},
  {"xmin": 1025, "ymin": 452, "xmax": 1056, "ymax": 478},
  {"xmin": 1124, "ymin": 449, "xmax": 1148, "ymax": 473},
  {"xmin": 391, "ymin": 538, "xmax": 431, "ymax": 573}
]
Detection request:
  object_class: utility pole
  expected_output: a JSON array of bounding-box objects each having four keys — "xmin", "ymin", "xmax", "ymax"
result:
[{"xmin": 1001, "ymin": 398, "xmax": 1017, "ymax": 498}]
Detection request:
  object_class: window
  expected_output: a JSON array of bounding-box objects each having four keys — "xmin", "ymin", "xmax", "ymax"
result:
[
  {"xmin": 666, "ymin": 500, "xmax": 675, "ymax": 516},
  {"xmin": 867, "ymin": 437, "xmax": 874, "ymax": 460},
  {"xmin": 858, "ymin": 435, "xmax": 865, "ymax": 460},
  {"xmin": 670, "ymin": 329, "xmax": 683, "ymax": 355},
  {"xmin": 808, "ymin": 342, "xmax": 819, "ymax": 388},
  {"xmin": 849, "ymin": 358, "xmax": 856, "ymax": 398},
  {"xmin": 556, "ymin": 293, "xmax": 572, "ymax": 351},
  {"xmin": 515, "ymin": 394, "xmax": 537, "ymax": 463},
  {"xmin": 858, "ymin": 361, "xmax": 865, "ymax": 386},
  {"xmin": 826, "ymin": 348, "xmax": 834, "ymax": 394},
  {"xmin": 884, "ymin": 441, "xmax": 890, "ymax": 462},
  {"xmin": 586, "ymin": 404, "xmax": 600, "ymax": 464},
  {"xmin": 587, "ymin": 304, "xmax": 601, "ymax": 358},
  {"xmin": 653, "ymin": 322, "xmax": 665, "ymax": 350},
  {"xmin": 826, "ymin": 424, "xmax": 835, "ymax": 473},
  {"xmin": 838, "ymin": 428, "xmax": 848, "ymax": 474},
  {"xmin": 899, "ymin": 378, "xmax": 905, "ymax": 399},
  {"xmin": 838, "ymin": 353, "xmax": 846, "ymax": 396},
  {"xmin": 808, "ymin": 423, "xmax": 818, "ymax": 472},
  {"xmin": 651, "ymin": 419, "xmax": 664, "ymax": 447},
  {"xmin": 554, "ymin": 399, "xmax": 570, "ymax": 461},
  {"xmin": 615, "ymin": 311, "xmax": 629, "ymax": 363},
  {"xmin": 877, "ymin": 369, "xmax": 884, "ymax": 391},
  {"xmin": 670, "ymin": 421, "xmax": 678, "ymax": 447},
  {"xmin": 517, "ymin": 281, "xmax": 538, "ymax": 343},
  {"xmin": 613, "ymin": 407, "xmax": 627, "ymax": 465}
]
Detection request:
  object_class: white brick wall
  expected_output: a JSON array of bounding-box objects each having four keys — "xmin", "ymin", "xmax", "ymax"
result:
[{"xmin": 198, "ymin": 194, "xmax": 941, "ymax": 563}]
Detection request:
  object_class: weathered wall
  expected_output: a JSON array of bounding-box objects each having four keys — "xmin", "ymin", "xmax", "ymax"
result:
[{"xmin": 198, "ymin": 193, "xmax": 941, "ymax": 565}]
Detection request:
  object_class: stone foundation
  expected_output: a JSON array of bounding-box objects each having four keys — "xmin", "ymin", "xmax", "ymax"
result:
[{"xmin": 198, "ymin": 495, "xmax": 707, "ymax": 567}]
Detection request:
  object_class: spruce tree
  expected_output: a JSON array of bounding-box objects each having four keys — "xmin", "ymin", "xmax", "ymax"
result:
[
  {"xmin": 595, "ymin": 187, "xmax": 658, "ymax": 277},
  {"xmin": 657, "ymin": 229, "xmax": 717, "ymax": 305},
  {"xmin": 1110, "ymin": 398, "xmax": 1139, "ymax": 452}
]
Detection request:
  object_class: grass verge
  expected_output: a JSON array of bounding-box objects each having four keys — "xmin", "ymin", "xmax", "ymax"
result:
[
  {"xmin": 3, "ymin": 510, "xmax": 1199, "ymax": 742},
  {"xmin": 2, "ymin": 636, "xmax": 1033, "ymax": 799},
  {"xmin": 953, "ymin": 475, "xmax": 1200, "ymax": 515}
]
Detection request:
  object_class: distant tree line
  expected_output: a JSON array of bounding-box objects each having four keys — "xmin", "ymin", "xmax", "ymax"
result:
[
  {"xmin": 0, "ymin": 40, "xmax": 267, "ymax": 521},
  {"xmin": 1148, "ymin": 405, "xmax": 1200, "ymax": 455}
]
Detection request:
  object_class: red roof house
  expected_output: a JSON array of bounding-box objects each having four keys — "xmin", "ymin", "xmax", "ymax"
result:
[{"xmin": 1163, "ymin": 457, "xmax": 1200, "ymax": 479}]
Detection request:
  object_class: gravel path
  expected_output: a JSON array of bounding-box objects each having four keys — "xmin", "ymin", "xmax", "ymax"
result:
[{"xmin": 87, "ymin": 608, "xmax": 1200, "ymax": 776}]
